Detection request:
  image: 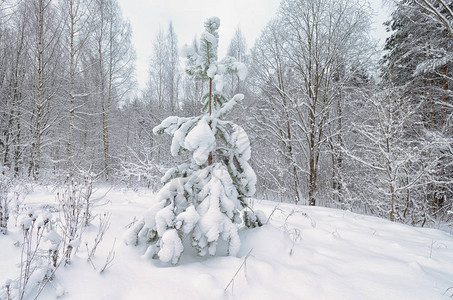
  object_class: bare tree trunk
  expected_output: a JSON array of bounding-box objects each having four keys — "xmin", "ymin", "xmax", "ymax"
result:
[
  {"xmin": 277, "ymin": 60, "xmax": 301, "ymax": 204},
  {"xmin": 103, "ymin": 1, "xmax": 116, "ymax": 178},
  {"xmin": 101, "ymin": 96, "xmax": 109, "ymax": 176},
  {"xmin": 441, "ymin": 65, "xmax": 448, "ymax": 125},
  {"xmin": 12, "ymin": 3, "xmax": 28, "ymax": 176},
  {"xmin": 308, "ymin": 92, "xmax": 317, "ymax": 206},
  {"xmin": 308, "ymin": 141, "xmax": 317, "ymax": 206},
  {"xmin": 390, "ymin": 181, "xmax": 395, "ymax": 222},
  {"xmin": 208, "ymin": 78, "xmax": 213, "ymax": 166},
  {"xmin": 331, "ymin": 92, "xmax": 344, "ymax": 205},
  {"xmin": 97, "ymin": 0, "xmax": 109, "ymax": 177},
  {"xmin": 31, "ymin": 0, "xmax": 45, "ymax": 179},
  {"xmin": 68, "ymin": 0, "xmax": 76, "ymax": 160},
  {"xmin": 287, "ymin": 120, "xmax": 301, "ymax": 204},
  {"xmin": 3, "ymin": 106, "xmax": 13, "ymax": 168},
  {"xmin": 385, "ymin": 111, "xmax": 395, "ymax": 222}
]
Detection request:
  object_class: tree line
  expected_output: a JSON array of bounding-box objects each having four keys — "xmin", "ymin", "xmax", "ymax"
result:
[
  {"xmin": 0, "ymin": 0, "xmax": 134, "ymax": 180},
  {"xmin": 0, "ymin": 0, "xmax": 452, "ymax": 226},
  {"xmin": 245, "ymin": 0, "xmax": 452, "ymax": 226}
]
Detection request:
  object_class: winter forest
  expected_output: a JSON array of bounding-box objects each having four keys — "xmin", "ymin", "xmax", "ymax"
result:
[{"xmin": 0, "ymin": 0, "xmax": 453, "ymax": 299}]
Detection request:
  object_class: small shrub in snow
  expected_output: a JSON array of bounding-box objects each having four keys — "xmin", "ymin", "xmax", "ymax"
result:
[
  {"xmin": 126, "ymin": 17, "xmax": 263, "ymax": 264},
  {"xmin": 270, "ymin": 207, "xmax": 315, "ymax": 255},
  {"xmin": 57, "ymin": 173, "xmax": 94, "ymax": 265},
  {"xmin": 0, "ymin": 177, "xmax": 111, "ymax": 299},
  {"xmin": 0, "ymin": 210, "xmax": 62, "ymax": 300}
]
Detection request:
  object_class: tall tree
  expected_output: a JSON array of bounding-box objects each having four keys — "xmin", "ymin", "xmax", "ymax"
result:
[
  {"xmin": 0, "ymin": 0, "xmax": 29, "ymax": 176},
  {"xmin": 249, "ymin": 0, "xmax": 374, "ymax": 205},
  {"xmin": 144, "ymin": 23, "xmax": 181, "ymax": 165},
  {"xmin": 381, "ymin": 0, "xmax": 452, "ymax": 223},
  {"xmin": 249, "ymin": 20, "xmax": 303, "ymax": 203},
  {"xmin": 93, "ymin": 0, "xmax": 135, "ymax": 177},
  {"xmin": 181, "ymin": 36, "xmax": 204, "ymax": 116},
  {"xmin": 29, "ymin": 0, "xmax": 64, "ymax": 179},
  {"xmin": 146, "ymin": 29, "xmax": 167, "ymax": 164},
  {"xmin": 60, "ymin": 0, "xmax": 93, "ymax": 165},
  {"xmin": 166, "ymin": 22, "xmax": 179, "ymax": 113},
  {"xmin": 226, "ymin": 27, "xmax": 247, "ymax": 96}
]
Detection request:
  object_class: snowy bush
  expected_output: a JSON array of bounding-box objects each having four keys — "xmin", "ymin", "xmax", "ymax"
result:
[
  {"xmin": 0, "ymin": 210, "xmax": 62, "ymax": 300},
  {"xmin": 0, "ymin": 174, "xmax": 112, "ymax": 299},
  {"xmin": 126, "ymin": 17, "xmax": 264, "ymax": 264},
  {"xmin": 57, "ymin": 173, "xmax": 94, "ymax": 265}
]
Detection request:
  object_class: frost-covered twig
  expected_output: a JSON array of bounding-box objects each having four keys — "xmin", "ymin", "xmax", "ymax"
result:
[
  {"xmin": 85, "ymin": 242, "xmax": 97, "ymax": 270},
  {"xmin": 224, "ymin": 248, "xmax": 253, "ymax": 294},
  {"xmin": 86, "ymin": 213, "xmax": 111, "ymax": 261},
  {"xmin": 444, "ymin": 286, "xmax": 453, "ymax": 297},
  {"xmin": 100, "ymin": 238, "xmax": 116, "ymax": 274},
  {"xmin": 33, "ymin": 256, "xmax": 64, "ymax": 300},
  {"xmin": 266, "ymin": 204, "xmax": 280, "ymax": 224},
  {"xmin": 430, "ymin": 240, "xmax": 435, "ymax": 258},
  {"xmin": 82, "ymin": 174, "xmax": 94, "ymax": 227},
  {"xmin": 124, "ymin": 216, "xmax": 137, "ymax": 229},
  {"xmin": 89, "ymin": 186, "xmax": 113, "ymax": 209},
  {"xmin": 4, "ymin": 279, "xmax": 11, "ymax": 300},
  {"xmin": 277, "ymin": 208, "xmax": 315, "ymax": 255}
]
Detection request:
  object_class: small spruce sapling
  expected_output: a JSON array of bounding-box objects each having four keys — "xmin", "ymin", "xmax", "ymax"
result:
[{"xmin": 125, "ymin": 17, "xmax": 264, "ymax": 264}]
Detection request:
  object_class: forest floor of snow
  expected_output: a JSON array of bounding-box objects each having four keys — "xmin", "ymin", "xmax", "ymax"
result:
[{"xmin": 1, "ymin": 185, "xmax": 453, "ymax": 299}]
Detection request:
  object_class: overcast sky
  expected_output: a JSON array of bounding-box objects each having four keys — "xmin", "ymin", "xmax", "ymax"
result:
[{"xmin": 117, "ymin": 0, "xmax": 393, "ymax": 90}]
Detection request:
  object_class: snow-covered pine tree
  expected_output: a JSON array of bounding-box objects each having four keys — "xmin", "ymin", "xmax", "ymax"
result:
[{"xmin": 125, "ymin": 17, "xmax": 263, "ymax": 265}]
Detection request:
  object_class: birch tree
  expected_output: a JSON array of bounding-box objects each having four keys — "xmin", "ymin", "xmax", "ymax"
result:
[
  {"xmin": 249, "ymin": 0, "xmax": 374, "ymax": 205},
  {"xmin": 249, "ymin": 20, "xmax": 303, "ymax": 203},
  {"xmin": 0, "ymin": 0, "xmax": 29, "ymax": 176},
  {"xmin": 226, "ymin": 27, "xmax": 247, "ymax": 96},
  {"xmin": 29, "ymin": 0, "xmax": 64, "ymax": 179},
  {"xmin": 166, "ymin": 22, "xmax": 179, "ymax": 113},
  {"xmin": 60, "ymin": 0, "xmax": 93, "ymax": 164},
  {"xmin": 93, "ymin": 0, "xmax": 135, "ymax": 177}
]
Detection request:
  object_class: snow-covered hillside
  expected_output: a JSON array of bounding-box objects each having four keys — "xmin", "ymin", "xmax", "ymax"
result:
[{"xmin": 1, "ymin": 186, "xmax": 452, "ymax": 299}]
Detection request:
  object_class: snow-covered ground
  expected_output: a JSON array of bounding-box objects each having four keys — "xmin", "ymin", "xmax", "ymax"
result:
[{"xmin": 1, "ymin": 186, "xmax": 453, "ymax": 299}]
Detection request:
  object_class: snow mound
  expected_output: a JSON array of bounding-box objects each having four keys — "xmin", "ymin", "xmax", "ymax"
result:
[{"xmin": 1, "ymin": 188, "xmax": 452, "ymax": 299}]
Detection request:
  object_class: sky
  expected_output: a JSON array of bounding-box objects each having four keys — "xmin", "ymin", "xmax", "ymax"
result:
[{"xmin": 117, "ymin": 0, "xmax": 393, "ymax": 90}]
